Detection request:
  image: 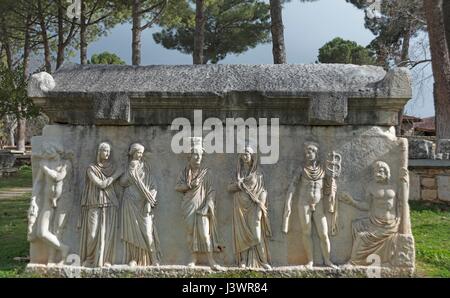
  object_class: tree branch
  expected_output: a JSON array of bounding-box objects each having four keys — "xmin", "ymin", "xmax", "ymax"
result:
[
  {"xmin": 397, "ymin": 59, "xmax": 432, "ymax": 68},
  {"xmin": 140, "ymin": 0, "xmax": 168, "ymax": 31},
  {"xmin": 140, "ymin": 0, "xmax": 167, "ymax": 16}
]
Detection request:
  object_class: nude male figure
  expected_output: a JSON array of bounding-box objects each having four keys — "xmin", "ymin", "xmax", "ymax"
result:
[{"xmin": 282, "ymin": 142, "xmax": 336, "ymax": 268}]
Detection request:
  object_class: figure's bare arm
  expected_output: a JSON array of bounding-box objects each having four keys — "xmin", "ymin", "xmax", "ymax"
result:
[
  {"xmin": 175, "ymin": 182, "xmax": 190, "ymax": 192},
  {"xmin": 41, "ymin": 164, "xmax": 58, "ymax": 180},
  {"xmin": 227, "ymin": 181, "xmax": 240, "ymax": 193},
  {"xmin": 87, "ymin": 168, "xmax": 112, "ymax": 189},
  {"xmin": 339, "ymin": 191, "xmax": 370, "ymax": 211},
  {"xmin": 41, "ymin": 161, "xmax": 67, "ymax": 182}
]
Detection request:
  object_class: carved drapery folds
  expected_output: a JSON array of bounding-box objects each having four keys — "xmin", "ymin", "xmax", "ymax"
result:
[
  {"xmin": 227, "ymin": 146, "xmax": 272, "ymax": 269},
  {"xmin": 26, "ymin": 138, "xmax": 414, "ymax": 270},
  {"xmin": 339, "ymin": 138, "xmax": 414, "ymax": 267},
  {"xmin": 27, "ymin": 65, "xmax": 414, "ymax": 273}
]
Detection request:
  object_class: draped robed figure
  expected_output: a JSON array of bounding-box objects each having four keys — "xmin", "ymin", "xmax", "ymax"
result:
[
  {"xmin": 340, "ymin": 161, "xmax": 402, "ymax": 266},
  {"xmin": 176, "ymin": 166, "xmax": 221, "ymax": 253},
  {"xmin": 228, "ymin": 147, "xmax": 272, "ymax": 269},
  {"xmin": 175, "ymin": 140, "xmax": 223, "ymax": 270},
  {"xmin": 79, "ymin": 142, "xmax": 121, "ymax": 267},
  {"xmin": 120, "ymin": 143, "xmax": 161, "ymax": 266}
]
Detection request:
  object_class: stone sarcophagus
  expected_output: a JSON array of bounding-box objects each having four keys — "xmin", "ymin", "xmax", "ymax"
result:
[{"xmin": 26, "ymin": 64, "xmax": 415, "ymax": 277}]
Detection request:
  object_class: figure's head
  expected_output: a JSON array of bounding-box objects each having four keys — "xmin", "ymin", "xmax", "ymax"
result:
[
  {"xmin": 189, "ymin": 147, "xmax": 204, "ymax": 167},
  {"xmin": 188, "ymin": 137, "xmax": 204, "ymax": 167},
  {"xmin": 373, "ymin": 161, "xmax": 391, "ymax": 183},
  {"xmin": 129, "ymin": 143, "xmax": 145, "ymax": 161},
  {"xmin": 304, "ymin": 142, "xmax": 319, "ymax": 162},
  {"xmin": 41, "ymin": 142, "xmax": 63, "ymax": 159},
  {"xmin": 240, "ymin": 146, "xmax": 255, "ymax": 165},
  {"xmin": 97, "ymin": 142, "xmax": 111, "ymax": 162}
]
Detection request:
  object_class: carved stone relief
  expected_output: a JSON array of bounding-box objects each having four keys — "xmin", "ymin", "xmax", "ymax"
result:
[
  {"xmin": 282, "ymin": 142, "xmax": 341, "ymax": 268},
  {"xmin": 175, "ymin": 138, "xmax": 224, "ymax": 270},
  {"xmin": 78, "ymin": 142, "xmax": 121, "ymax": 267},
  {"xmin": 227, "ymin": 146, "xmax": 272, "ymax": 269},
  {"xmin": 120, "ymin": 143, "xmax": 161, "ymax": 266},
  {"xmin": 28, "ymin": 142, "xmax": 72, "ymax": 265},
  {"xmin": 26, "ymin": 136, "xmax": 414, "ymax": 271}
]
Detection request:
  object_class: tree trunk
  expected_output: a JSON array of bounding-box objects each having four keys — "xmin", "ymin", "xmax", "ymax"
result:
[
  {"xmin": 17, "ymin": 13, "xmax": 32, "ymax": 152},
  {"xmin": 9, "ymin": 129, "xmax": 15, "ymax": 147},
  {"xmin": 37, "ymin": 0, "xmax": 52, "ymax": 72},
  {"xmin": 4, "ymin": 40, "xmax": 12, "ymax": 70},
  {"xmin": 443, "ymin": 0, "xmax": 450, "ymax": 53},
  {"xmin": 57, "ymin": 2, "xmax": 65, "ymax": 69},
  {"xmin": 80, "ymin": 0, "xmax": 88, "ymax": 65},
  {"xmin": 400, "ymin": 30, "xmax": 411, "ymax": 62},
  {"xmin": 23, "ymin": 13, "xmax": 31, "ymax": 78},
  {"xmin": 16, "ymin": 118, "xmax": 26, "ymax": 152},
  {"xmin": 0, "ymin": 22, "xmax": 12, "ymax": 69},
  {"xmin": 193, "ymin": 0, "xmax": 205, "ymax": 64},
  {"xmin": 397, "ymin": 29, "xmax": 411, "ymax": 136},
  {"xmin": 7, "ymin": 117, "xmax": 17, "ymax": 147},
  {"xmin": 269, "ymin": 0, "xmax": 287, "ymax": 64},
  {"xmin": 132, "ymin": 0, "xmax": 142, "ymax": 66},
  {"xmin": 424, "ymin": 0, "xmax": 450, "ymax": 141}
]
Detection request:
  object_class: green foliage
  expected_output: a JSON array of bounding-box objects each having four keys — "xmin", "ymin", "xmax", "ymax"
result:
[
  {"xmin": 0, "ymin": 166, "xmax": 32, "ymax": 190},
  {"xmin": 318, "ymin": 37, "xmax": 376, "ymax": 65},
  {"xmin": 153, "ymin": 0, "xmax": 271, "ymax": 63},
  {"xmin": 89, "ymin": 51, "xmax": 126, "ymax": 65},
  {"xmin": 82, "ymin": 1, "xmax": 131, "ymax": 47},
  {"xmin": 0, "ymin": 194, "xmax": 29, "ymax": 277},
  {"xmin": 0, "ymin": 64, "xmax": 39, "ymax": 119},
  {"xmin": 410, "ymin": 201, "xmax": 450, "ymax": 277},
  {"xmin": 346, "ymin": 0, "xmax": 425, "ymax": 68}
]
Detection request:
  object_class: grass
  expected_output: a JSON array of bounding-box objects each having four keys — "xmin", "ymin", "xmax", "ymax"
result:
[
  {"xmin": 0, "ymin": 167, "xmax": 449, "ymax": 277},
  {"xmin": 410, "ymin": 201, "xmax": 450, "ymax": 277},
  {"xmin": 0, "ymin": 165, "xmax": 32, "ymax": 190},
  {"xmin": 0, "ymin": 166, "xmax": 33, "ymax": 277}
]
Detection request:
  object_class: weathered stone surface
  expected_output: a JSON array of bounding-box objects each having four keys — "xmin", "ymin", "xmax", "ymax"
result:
[
  {"xmin": 25, "ymin": 264, "xmax": 415, "ymax": 278},
  {"xmin": 308, "ymin": 93, "xmax": 347, "ymax": 124},
  {"xmin": 437, "ymin": 139, "xmax": 450, "ymax": 156},
  {"xmin": 422, "ymin": 189, "xmax": 438, "ymax": 201},
  {"xmin": 421, "ymin": 177, "xmax": 436, "ymax": 188},
  {"xmin": 409, "ymin": 139, "xmax": 434, "ymax": 159},
  {"xmin": 391, "ymin": 234, "xmax": 415, "ymax": 268},
  {"xmin": 26, "ymin": 64, "xmax": 415, "ymax": 276},
  {"xmin": 437, "ymin": 175, "xmax": 450, "ymax": 202},
  {"xmin": 28, "ymin": 64, "xmax": 411, "ymax": 126},
  {"xmin": 409, "ymin": 159, "xmax": 450, "ymax": 168},
  {"xmin": 29, "ymin": 64, "xmax": 410, "ymax": 97},
  {"xmin": 409, "ymin": 172, "xmax": 421, "ymax": 201},
  {"xmin": 28, "ymin": 72, "xmax": 55, "ymax": 97},
  {"xmin": 28, "ymin": 124, "xmax": 413, "ymax": 268},
  {"xmin": 92, "ymin": 92, "xmax": 130, "ymax": 124}
]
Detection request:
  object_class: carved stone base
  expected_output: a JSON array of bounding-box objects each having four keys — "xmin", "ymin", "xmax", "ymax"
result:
[
  {"xmin": 392, "ymin": 234, "xmax": 415, "ymax": 268},
  {"xmin": 26, "ymin": 264, "xmax": 415, "ymax": 278}
]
